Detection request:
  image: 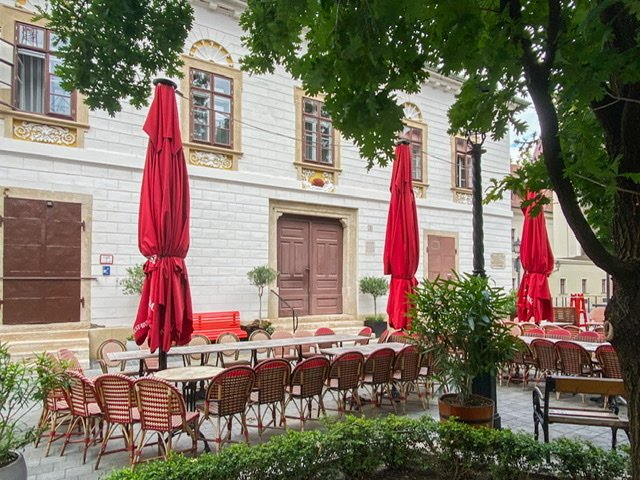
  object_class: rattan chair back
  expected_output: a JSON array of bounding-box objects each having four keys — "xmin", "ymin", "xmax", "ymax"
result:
[
  {"xmin": 66, "ymin": 371, "xmax": 98, "ymax": 416},
  {"xmin": 134, "ymin": 377, "xmax": 187, "ymax": 432},
  {"xmin": 555, "ymin": 341, "xmax": 594, "ymax": 376},
  {"xmin": 328, "ymin": 351, "xmax": 364, "ymax": 390},
  {"xmin": 530, "ymin": 338, "xmax": 558, "ymax": 372},
  {"xmin": 290, "ymin": 356, "xmax": 330, "ymax": 398},
  {"xmin": 270, "ymin": 330, "xmax": 297, "ymax": 360},
  {"xmin": 355, "ymin": 327, "xmax": 372, "ymax": 345},
  {"xmin": 595, "ymin": 345, "xmax": 622, "ymax": 379},
  {"xmin": 377, "ymin": 329, "xmax": 391, "ymax": 343},
  {"xmin": 576, "ymin": 331, "xmax": 603, "ymax": 342},
  {"xmin": 249, "ymin": 329, "xmax": 272, "ymax": 356},
  {"xmin": 314, "ymin": 327, "xmax": 336, "ymax": 349},
  {"xmin": 204, "ymin": 366, "xmax": 255, "ymax": 417},
  {"xmin": 252, "ymin": 358, "xmax": 291, "ymax": 404},
  {"xmin": 58, "ymin": 348, "xmax": 83, "ymax": 372},
  {"xmin": 97, "ymin": 339, "xmax": 127, "ymax": 372},
  {"xmin": 363, "ymin": 347, "xmax": 395, "ymax": 384},
  {"xmin": 94, "ymin": 374, "xmax": 137, "ymax": 424},
  {"xmin": 295, "ymin": 330, "xmax": 314, "ymax": 356},
  {"xmin": 393, "ymin": 345, "xmax": 420, "ymax": 381},
  {"xmin": 522, "ymin": 327, "xmax": 545, "ymax": 337}
]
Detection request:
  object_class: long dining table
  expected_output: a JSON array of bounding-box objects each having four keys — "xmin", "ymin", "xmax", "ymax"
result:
[
  {"xmin": 107, "ymin": 333, "xmax": 370, "ymax": 373},
  {"xmin": 519, "ymin": 335, "xmax": 610, "ymax": 353},
  {"xmin": 320, "ymin": 342, "xmax": 407, "ymax": 357}
]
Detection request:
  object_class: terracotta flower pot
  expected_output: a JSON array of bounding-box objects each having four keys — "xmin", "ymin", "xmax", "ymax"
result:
[{"xmin": 438, "ymin": 393, "xmax": 495, "ymax": 428}]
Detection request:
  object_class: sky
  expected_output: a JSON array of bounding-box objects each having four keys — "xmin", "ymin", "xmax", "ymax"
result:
[{"xmin": 510, "ymin": 102, "xmax": 541, "ymax": 162}]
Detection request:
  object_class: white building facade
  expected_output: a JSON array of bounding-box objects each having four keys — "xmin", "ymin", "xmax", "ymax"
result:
[{"xmin": 0, "ymin": 1, "xmax": 513, "ymax": 359}]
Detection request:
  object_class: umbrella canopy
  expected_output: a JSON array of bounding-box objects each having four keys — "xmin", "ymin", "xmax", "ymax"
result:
[
  {"xmin": 133, "ymin": 81, "xmax": 193, "ymax": 354},
  {"xmin": 384, "ymin": 142, "xmax": 420, "ymax": 329},
  {"xmin": 517, "ymin": 192, "xmax": 554, "ymax": 323}
]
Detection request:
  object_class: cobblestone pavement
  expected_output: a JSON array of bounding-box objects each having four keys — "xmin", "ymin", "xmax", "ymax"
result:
[{"xmin": 21, "ymin": 366, "xmax": 629, "ymax": 480}]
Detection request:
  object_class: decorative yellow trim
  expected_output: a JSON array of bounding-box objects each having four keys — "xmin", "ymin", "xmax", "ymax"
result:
[
  {"xmin": 12, "ymin": 119, "xmax": 77, "ymax": 146},
  {"xmin": 188, "ymin": 148, "xmax": 234, "ymax": 170},
  {"xmin": 179, "ymin": 53, "xmax": 242, "ymax": 169},
  {"xmin": 293, "ymin": 87, "xmax": 342, "ymax": 188}
]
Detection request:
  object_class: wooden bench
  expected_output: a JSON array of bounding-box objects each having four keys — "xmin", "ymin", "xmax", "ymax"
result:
[
  {"xmin": 192, "ymin": 311, "xmax": 248, "ymax": 341},
  {"xmin": 533, "ymin": 376, "xmax": 629, "ymax": 449}
]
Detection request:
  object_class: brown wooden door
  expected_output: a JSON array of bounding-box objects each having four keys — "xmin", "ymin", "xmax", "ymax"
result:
[
  {"xmin": 277, "ymin": 215, "xmax": 343, "ymax": 316},
  {"xmin": 3, "ymin": 198, "xmax": 82, "ymax": 324},
  {"xmin": 427, "ymin": 234, "xmax": 456, "ymax": 281}
]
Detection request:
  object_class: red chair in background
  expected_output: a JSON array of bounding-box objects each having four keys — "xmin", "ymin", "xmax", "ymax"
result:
[
  {"xmin": 355, "ymin": 327, "xmax": 372, "ymax": 346},
  {"xmin": 523, "ymin": 327, "xmax": 545, "ymax": 337},
  {"xmin": 595, "ymin": 345, "xmax": 622, "ymax": 379},
  {"xmin": 286, "ymin": 356, "xmax": 330, "ymax": 431}
]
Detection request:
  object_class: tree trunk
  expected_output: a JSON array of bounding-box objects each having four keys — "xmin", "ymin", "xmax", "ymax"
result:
[
  {"xmin": 373, "ymin": 297, "xmax": 378, "ymax": 317},
  {"xmin": 607, "ymin": 279, "xmax": 640, "ymax": 475}
]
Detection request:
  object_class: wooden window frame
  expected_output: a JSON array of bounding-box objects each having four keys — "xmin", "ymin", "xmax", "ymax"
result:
[
  {"xmin": 189, "ymin": 67, "xmax": 234, "ymax": 149},
  {"xmin": 13, "ymin": 22, "xmax": 76, "ymax": 120},
  {"xmin": 560, "ymin": 278, "xmax": 566, "ymax": 295},
  {"xmin": 581, "ymin": 278, "xmax": 587, "ymax": 294},
  {"xmin": 453, "ymin": 136, "xmax": 472, "ymax": 191},
  {"xmin": 301, "ymin": 96, "xmax": 334, "ymax": 166},
  {"xmin": 401, "ymin": 124, "xmax": 425, "ymax": 183}
]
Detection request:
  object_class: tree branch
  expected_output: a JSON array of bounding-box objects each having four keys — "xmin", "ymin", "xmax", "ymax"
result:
[
  {"xmin": 544, "ymin": 0, "xmax": 561, "ymax": 68},
  {"xmin": 507, "ymin": 0, "xmax": 632, "ymax": 276}
]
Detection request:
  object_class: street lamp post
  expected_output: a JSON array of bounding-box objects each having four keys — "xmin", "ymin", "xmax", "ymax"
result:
[
  {"xmin": 513, "ymin": 238, "xmax": 521, "ymax": 288},
  {"xmin": 467, "ymin": 132, "xmax": 502, "ymax": 429}
]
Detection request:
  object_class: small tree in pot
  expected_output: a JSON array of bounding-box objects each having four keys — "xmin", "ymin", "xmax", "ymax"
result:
[
  {"xmin": 359, "ymin": 276, "xmax": 389, "ymax": 337},
  {"xmin": 247, "ymin": 265, "xmax": 278, "ymax": 322},
  {"xmin": 409, "ymin": 273, "xmax": 517, "ymax": 427}
]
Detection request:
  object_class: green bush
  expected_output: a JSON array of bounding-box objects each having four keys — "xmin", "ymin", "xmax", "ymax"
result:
[
  {"xmin": 121, "ymin": 264, "xmax": 145, "ymax": 296},
  {"xmin": 103, "ymin": 415, "xmax": 630, "ymax": 480}
]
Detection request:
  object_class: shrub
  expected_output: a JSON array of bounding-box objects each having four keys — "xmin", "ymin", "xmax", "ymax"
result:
[
  {"xmin": 103, "ymin": 415, "xmax": 630, "ymax": 480},
  {"xmin": 121, "ymin": 264, "xmax": 145, "ymax": 296}
]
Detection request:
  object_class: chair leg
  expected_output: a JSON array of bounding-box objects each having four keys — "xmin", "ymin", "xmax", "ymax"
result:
[{"xmin": 60, "ymin": 415, "xmax": 81, "ymax": 457}]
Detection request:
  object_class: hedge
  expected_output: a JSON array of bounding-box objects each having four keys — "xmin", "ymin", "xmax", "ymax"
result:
[{"xmin": 104, "ymin": 415, "xmax": 630, "ymax": 480}]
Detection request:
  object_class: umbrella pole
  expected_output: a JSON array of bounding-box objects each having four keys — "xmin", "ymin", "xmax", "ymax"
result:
[{"xmin": 159, "ymin": 349, "xmax": 168, "ymax": 370}]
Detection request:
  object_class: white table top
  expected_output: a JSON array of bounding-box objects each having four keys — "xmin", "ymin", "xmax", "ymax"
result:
[
  {"xmin": 108, "ymin": 333, "xmax": 369, "ymax": 362},
  {"xmin": 153, "ymin": 365, "xmax": 224, "ymax": 382},
  {"xmin": 320, "ymin": 342, "xmax": 407, "ymax": 357}
]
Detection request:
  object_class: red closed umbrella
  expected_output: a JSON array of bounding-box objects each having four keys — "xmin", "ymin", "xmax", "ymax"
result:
[
  {"xmin": 133, "ymin": 80, "xmax": 193, "ymax": 366},
  {"xmin": 384, "ymin": 142, "xmax": 420, "ymax": 329},
  {"xmin": 517, "ymin": 192, "xmax": 554, "ymax": 324}
]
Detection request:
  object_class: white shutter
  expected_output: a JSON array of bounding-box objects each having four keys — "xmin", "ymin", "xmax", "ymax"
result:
[{"xmin": 0, "ymin": 37, "xmax": 14, "ymax": 108}]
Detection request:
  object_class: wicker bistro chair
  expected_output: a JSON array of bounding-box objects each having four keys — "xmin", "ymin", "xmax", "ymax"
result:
[
  {"xmin": 247, "ymin": 359, "xmax": 291, "ymax": 438},
  {"xmin": 544, "ymin": 328, "xmax": 573, "ymax": 339},
  {"xmin": 93, "ymin": 374, "xmax": 140, "ymax": 469},
  {"xmin": 522, "ymin": 327, "xmax": 545, "ymax": 338},
  {"xmin": 576, "ymin": 331, "xmax": 605, "ymax": 343},
  {"xmin": 97, "ymin": 339, "xmax": 138, "ymax": 376},
  {"xmin": 354, "ymin": 327, "xmax": 373, "ymax": 346},
  {"xmin": 530, "ymin": 338, "xmax": 559, "ymax": 382},
  {"xmin": 199, "ymin": 366, "xmax": 255, "ymax": 452},
  {"xmin": 35, "ymin": 355, "xmax": 71, "ymax": 457},
  {"xmin": 269, "ymin": 330, "xmax": 299, "ymax": 362},
  {"xmin": 519, "ymin": 322, "xmax": 539, "ymax": 332},
  {"xmin": 506, "ymin": 338, "xmax": 537, "ymax": 389},
  {"xmin": 58, "ymin": 348, "xmax": 84, "ymax": 373},
  {"xmin": 314, "ymin": 327, "xmax": 337, "ymax": 351},
  {"xmin": 360, "ymin": 347, "xmax": 396, "ymax": 409},
  {"xmin": 323, "ymin": 351, "xmax": 365, "ymax": 416},
  {"xmin": 391, "ymin": 345, "xmax": 423, "ymax": 413},
  {"xmin": 595, "ymin": 345, "xmax": 622, "ymax": 379},
  {"xmin": 295, "ymin": 330, "xmax": 316, "ymax": 359},
  {"xmin": 504, "ymin": 322, "xmax": 523, "ymax": 337},
  {"xmin": 133, "ymin": 377, "xmax": 199, "ymax": 465},
  {"xmin": 248, "ymin": 329, "xmax": 272, "ymax": 363},
  {"xmin": 377, "ymin": 329, "xmax": 391, "ymax": 344},
  {"xmin": 182, "ymin": 334, "xmax": 211, "ymax": 366},
  {"xmin": 562, "ymin": 325, "xmax": 581, "ymax": 337},
  {"xmin": 286, "ymin": 356, "xmax": 330, "ymax": 431},
  {"xmin": 555, "ymin": 341, "xmax": 600, "ymax": 378},
  {"xmin": 60, "ymin": 371, "xmax": 103, "ymax": 465},
  {"xmin": 216, "ymin": 332, "xmax": 251, "ymax": 368}
]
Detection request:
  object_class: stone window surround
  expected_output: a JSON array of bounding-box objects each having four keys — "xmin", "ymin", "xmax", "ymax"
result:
[
  {"xmin": 179, "ymin": 53, "xmax": 242, "ymax": 170},
  {"xmin": 0, "ymin": 5, "xmax": 89, "ymax": 147}
]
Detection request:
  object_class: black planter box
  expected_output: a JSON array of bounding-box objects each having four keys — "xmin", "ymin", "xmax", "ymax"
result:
[{"xmin": 364, "ymin": 320, "xmax": 387, "ymax": 338}]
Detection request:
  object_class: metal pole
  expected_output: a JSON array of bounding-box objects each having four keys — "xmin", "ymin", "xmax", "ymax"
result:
[{"xmin": 467, "ymin": 133, "xmax": 501, "ymax": 429}]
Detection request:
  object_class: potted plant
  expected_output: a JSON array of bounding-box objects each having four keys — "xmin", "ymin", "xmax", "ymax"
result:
[
  {"xmin": 409, "ymin": 273, "xmax": 517, "ymax": 427},
  {"xmin": 246, "ymin": 265, "xmax": 278, "ymax": 329},
  {"xmin": 359, "ymin": 276, "xmax": 389, "ymax": 337},
  {"xmin": 0, "ymin": 344, "xmax": 65, "ymax": 479}
]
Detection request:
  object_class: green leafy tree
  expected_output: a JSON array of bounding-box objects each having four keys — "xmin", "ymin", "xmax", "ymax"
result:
[
  {"xmin": 38, "ymin": 1, "xmax": 640, "ymax": 475},
  {"xmin": 247, "ymin": 265, "xmax": 278, "ymax": 320},
  {"xmin": 238, "ymin": 3, "xmax": 640, "ymax": 474},
  {"xmin": 359, "ymin": 276, "xmax": 389, "ymax": 319},
  {"xmin": 38, "ymin": 0, "xmax": 194, "ymax": 116}
]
